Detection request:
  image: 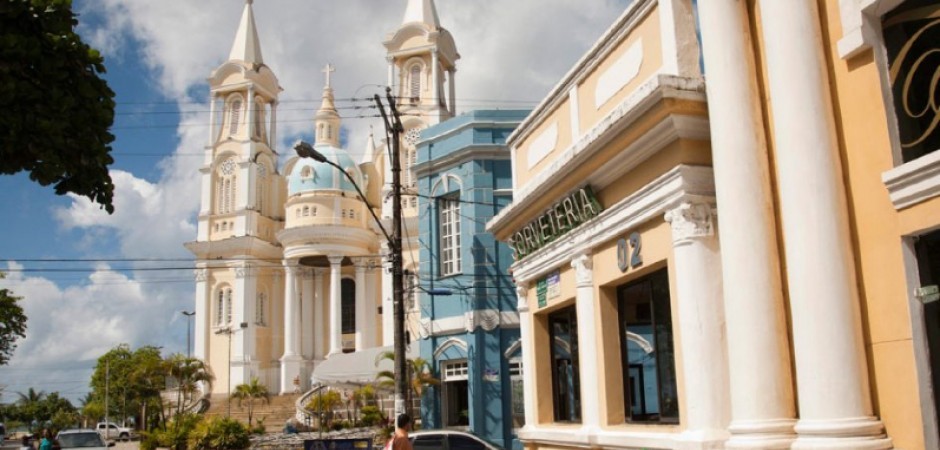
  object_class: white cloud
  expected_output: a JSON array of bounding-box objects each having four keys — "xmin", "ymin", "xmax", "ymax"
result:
[{"xmin": 5, "ymin": 0, "xmax": 631, "ymax": 402}]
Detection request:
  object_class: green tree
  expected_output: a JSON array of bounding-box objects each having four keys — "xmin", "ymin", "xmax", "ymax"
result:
[
  {"xmin": 376, "ymin": 352, "xmax": 440, "ymax": 397},
  {"xmin": 0, "ymin": 0, "xmax": 116, "ymax": 213},
  {"xmin": 306, "ymin": 390, "xmax": 342, "ymax": 429},
  {"xmin": 0, "ymin": 274, "xmax": 27, "ymax": 365},
  {"xmin": 231, "ymin": 377, "xmax": 269, "ymax": 427},
  {"xmin": 165, "ymin": 354, "xmax": 214, "ymax": 419},
  {"xmin": 90, "ymin": 344, "xmax": 167, "ymax": 430}
]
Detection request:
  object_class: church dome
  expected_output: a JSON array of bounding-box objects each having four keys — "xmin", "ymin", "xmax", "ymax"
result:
[{"xmin": 288, "ymin": 144, "xmax": 365, "ymax": 196}]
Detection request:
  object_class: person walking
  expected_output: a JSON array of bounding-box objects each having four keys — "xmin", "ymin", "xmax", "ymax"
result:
[
  {"xmin": 37, "ymin": 430, "xmax": 52, "ymax": 450},
  {"xmin": 386, "ymin": 414, "xmax": 413, "ymax": 450}
]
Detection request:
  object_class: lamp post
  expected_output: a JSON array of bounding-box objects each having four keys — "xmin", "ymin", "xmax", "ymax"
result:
[
  {"xmin": 215, "ymin": 322, "xmax": 248, "ymax": 417},
  {"xmin": 181, "ymin": 310, "xmax": 195, "ymax": 358}
]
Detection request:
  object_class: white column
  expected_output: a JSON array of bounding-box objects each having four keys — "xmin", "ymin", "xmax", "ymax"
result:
[
  {"xmin": 570, "ymin": 253, "xmax": 601, "ymax": 433},
  {"xmin": 448, "ymin": 69, "xmax": 456, "ymax": 116},
  {"xmin": 516, "ymin": 283, "xmax": 538, "ymax": 431},
  {"xmin": 301, "ymin": 270, "xmax": 314, "ymax": 360},
  {"xmin": 269, "ymin": 101, "xmax": 277, "ymax": 149},
  {"xmin": 431, "ymin": 50, "xmax": 441, "ymax": 108},
  {"xmin": 280, "ymin": 263, "xmax": 302, "ymax": 394},
  {"xmin": 665, "ymin": 203, "xmax": 731, "ymax": 448},
  {"xmin": 328, "ymin": 256, "xmax": 344, "ymax": 357},
  {"xmin": 757, "ymin": 1, "xmax": 891, "ymax": 448},
  {"xmin": 208, "ymin": 94, "xmax": 217, "ymax": 147},
  {"xmin": 232, "ymin": 265, "xmax": 258, "ymax": 386},
  {"xmin": 364, "ymin": 262, "xmax": 378, "ymax": 348},
  {"xmin": 355, "ymin": 261, "xmax": 367, "ymax": 350},
  {"xmin": 314, "ymin": 269, "xmax": 326, "ymax": 359},
  {"xmin": 245, "ymin": 86, "xmax": 255, "ymax": 139},
  {"xmin": 387, "ymin": 57, "xmax": 395, "ymax": 90},
  {"xmin": 194, "ymin": 268, "xmax": 209, "ymax": 361},
  {"xmin": 696, "ymin": 1, "xmax": 797, "ymax": 447}
]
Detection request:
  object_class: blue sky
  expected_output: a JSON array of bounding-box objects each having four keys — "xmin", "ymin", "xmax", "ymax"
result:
[{"xmin": 0, "ymin": 0, "xmax": 631, "ymax": 404}]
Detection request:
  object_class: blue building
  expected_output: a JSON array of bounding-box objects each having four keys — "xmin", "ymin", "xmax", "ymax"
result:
[{"xmin": 414, "ymin": 110, "xmax": 529, "ymax": 449}]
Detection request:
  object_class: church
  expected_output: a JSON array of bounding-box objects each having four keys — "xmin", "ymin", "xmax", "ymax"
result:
[{"xmin": 184, "ymin": 0, "xmax": 459, "ymax": 396}]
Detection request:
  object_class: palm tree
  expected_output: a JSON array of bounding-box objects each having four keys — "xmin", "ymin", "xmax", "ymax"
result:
[
  {"xmin": 166, "ymin": 354, "xmax": 214, "ymax": 418},
  {"xmin": 231, "ymin": 377, "xmax": 270, "ymax": 427},
  {"xmin": 375, "ymin": 352, "xmax": 440, "ymax": 416},
  {"xmin": 17, "ymin": 388, "xmax": 47, "ymax": 427}
]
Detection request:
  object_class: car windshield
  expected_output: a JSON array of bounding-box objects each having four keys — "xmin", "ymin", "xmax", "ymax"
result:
[{"xmin": 58, "ymin": 433, "xmax": 105, "ymax": 448}]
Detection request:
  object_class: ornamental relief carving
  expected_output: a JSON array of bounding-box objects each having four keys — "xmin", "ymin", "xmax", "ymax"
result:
[
  {"xmin": 665, "ymin": 202, "xmax": 714, "ymax": 244},
  {"xmin": 571, "ymin": 253, "xmax": 593, "ymax": 286},
  {"xmin": 194, "ymin": 269, "xmax": 208, "ymax": 282},
  {"xmin": 465, "ymin": 309, "xmax": 500, "ymax": 333}
]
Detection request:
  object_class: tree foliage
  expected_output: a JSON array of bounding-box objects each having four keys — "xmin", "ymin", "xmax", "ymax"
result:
[
  {"xmin": 0, "ymin": 0, "xmax": 116, "ymax": 213},
  {"xmin": 1, "ymin": 388, "xmax": 77, "ymax": 433},
  {"xmin": 89, "ymin": 344, "xmax": 167, "ymax": 429},
  {"xmin": 0, "ymin": 273, "xmax": 27, "ymax": 365},
  {"xmin": 231, "ymin": 377, "xmax": 269, "ymax": 427}
]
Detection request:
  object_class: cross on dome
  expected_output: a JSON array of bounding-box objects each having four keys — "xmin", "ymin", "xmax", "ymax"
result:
[{"xmin": 322, "ymin": 63, "xmax": 335, "ymax": 88}]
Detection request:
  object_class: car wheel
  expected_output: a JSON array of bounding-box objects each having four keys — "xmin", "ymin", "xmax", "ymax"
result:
[{"xmin": 120, "ymin": 433, "xmax": 129, "ymax": 441}]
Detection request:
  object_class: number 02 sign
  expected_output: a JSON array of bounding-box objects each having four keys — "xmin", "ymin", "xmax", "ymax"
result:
[{"xmin": 617, "ymin": 232, "xmax": 642, "ymax": 272}]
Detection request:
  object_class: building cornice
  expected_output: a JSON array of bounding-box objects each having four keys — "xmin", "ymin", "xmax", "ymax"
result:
[
  {"xmin": 184, "ymin": 235, "xmax": 283, "ymax": 260},
  {"xmin": 488, "ymin": 75, "xmax": 707, "ymax": 236},
  {"xmin": 413, "ymin": 145, "xmax": 509, "ymax": 177},
  {"xmin": 509, "ymin": 164, "xmax": 715, "ymax": 284}
]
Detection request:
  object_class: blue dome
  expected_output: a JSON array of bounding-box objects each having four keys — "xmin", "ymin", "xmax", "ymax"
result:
[{"xmin": 289, "ymin": 144, "xmax": 364, "ymax": 196}]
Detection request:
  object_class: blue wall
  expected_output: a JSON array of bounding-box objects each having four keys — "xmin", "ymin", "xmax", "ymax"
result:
[{"xmin": 416, "ymin": 110, "xmax": 528, "ymax": 449}]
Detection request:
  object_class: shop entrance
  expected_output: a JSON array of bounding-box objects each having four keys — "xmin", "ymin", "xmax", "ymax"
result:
[
  {"xmin": 916, "ymin": 230, "xmax": 940, "ymax": 426},
  {"xmin": 441, "ymin": 360, "xmax": 470, "ymax": 427}
]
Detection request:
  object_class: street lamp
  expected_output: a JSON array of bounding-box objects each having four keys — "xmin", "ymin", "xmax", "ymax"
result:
[
  {"xmin": 181, "ymin": 310, "xmax": 195, "ymax": 358},
  {"xmin": 215, "ymin": 322, "xmax": 248, "ymax": 417},
  {"xmin": 294, "ymin": 138, "xmax": 409, "ymax": 415}
]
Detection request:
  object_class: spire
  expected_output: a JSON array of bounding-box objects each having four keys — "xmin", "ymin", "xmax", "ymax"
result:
[
  {"xmin": 229, "ymin": 0, "xmax": 264, "ymax": 64},
  {"xmin": 402, "ymin": 0, "xmax": 440, "ymax": 28},
  {"xmin": 362, "ymin": 126, "xmax": 377, "ymax": 164},
  {"xmin": 315, "ymin": 63, "xmax": 341, "ymax": 147}
]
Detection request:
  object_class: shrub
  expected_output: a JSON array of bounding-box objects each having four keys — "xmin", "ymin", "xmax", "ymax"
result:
[
  {"xmin": 140, "ymin": 413, "xmax": 202, "ymax": 450},
  {"xmin": 189, "ymin": 417, "xmax": 250, "ymax": 450},
  {"xmin": 251, "ymin": 417, "xmax": 266, "ymax": 435},
  {"xmin": 359, "ymin": 406, "xmax": 384, "ymax": 427}
]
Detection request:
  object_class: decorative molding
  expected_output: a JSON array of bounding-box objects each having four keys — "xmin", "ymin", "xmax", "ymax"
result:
[
  {"xmin": 882, "ymin": 149, "xmax": 940, "ymax": 210},
  {"xmin": 526, "ymin": 122, "xmax": 559, "ymax": 170},
  {"xmin": 837, "ymin": 0, "xmax": 905, "ymax": 59},
  {"xmin": 433, "ymin": 337, "xmax": 469, "ymax": 359},
  {"xmin": 516, "ymin": 283, "xmax": 529, "ymax": 313},
  {"xmin": 510, "ymin": 165, "xmax": 715, "ymax": 285},
  {"xmin": 194, "ymin": 269, "xmax": 208, "ymax": 282},
  {"xmin": 664, "ymin": 202, "xmax": 714, "ymax": 245},
  {"xmin": 465, "ymin": 309, "xmax": 500, "ymax": 332},
  {"xmin": 595, "ymin": 38, "xmax": 644, "ymax": 109},
  {"xmin": 234, "ymin": 265, "xmax": 254, "ymax": 278},
  {"xmin": 571, "ymin": 253, "xmax": 593, "ymax": 287}
]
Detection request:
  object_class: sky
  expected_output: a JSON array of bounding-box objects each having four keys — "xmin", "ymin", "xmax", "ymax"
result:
[{"xmin": 0, "ymin": 0, "xmax": 630, "ymax": 404}]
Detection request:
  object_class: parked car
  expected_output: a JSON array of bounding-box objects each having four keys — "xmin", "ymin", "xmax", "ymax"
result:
[
  {"xmin": 94, "ymin": 423, "xmax": 133, "ymax": 441},
  {"xmin": 410, "ymin": 430, "xmax": 500, "ymax": 450},
  {"xmin": 56, "ymin": 430, "xmax": 114, "ymax": 450}
]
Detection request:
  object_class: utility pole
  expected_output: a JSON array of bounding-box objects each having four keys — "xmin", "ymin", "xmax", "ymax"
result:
[
  {"xmin": 105, "ymin": 358, "xmax": 110, "ymax": 440},
  {"xmin": 374, "ymin": 87, "xmax": 407, "ymax": 417}
]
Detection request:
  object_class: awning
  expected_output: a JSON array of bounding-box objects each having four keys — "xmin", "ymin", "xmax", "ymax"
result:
[{"xmin": 311, "ymin": 345, "xmax": 420, "ymax": 387}]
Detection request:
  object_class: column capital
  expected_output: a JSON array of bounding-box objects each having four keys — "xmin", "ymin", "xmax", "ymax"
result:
[
  {"xmin": 571, "ymin": 253, "xmax": 593, "ymax": 287},
  {"xmin": 234, "ymin": 265, "xmax": 254, "ymax": 279},
  {"xmin": 328, "ymin": 255, "xmax": 344, "ymax": 266},
  {"xmin": 194, "ymin": 268, "xmax": 208, "ymax": 282},
  {"xmin": 516, "ymin": 283, "xmax": 529, "ymax": 312},
  {"xmin": 665, "ymin": 202, "xmax": 715, "ymax": 245}
]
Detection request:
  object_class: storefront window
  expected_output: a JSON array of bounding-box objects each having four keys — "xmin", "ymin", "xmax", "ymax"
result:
[
  {"xmin": 549, "ymin": 306, "xmax": 581, "ymax": 422},
  {"xmin": 618, "ymin": 268, "xmax": 679, "ymax": 423},
  {"xmin": 883, "ymin": 0, "xmax": 940, "ymax": 163},
  {"xmin": 509, "ymin": 359, "xmax": 525, "ymax": 429}
]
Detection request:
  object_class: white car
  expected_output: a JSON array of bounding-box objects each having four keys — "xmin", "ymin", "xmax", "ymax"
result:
[
  {"xmin": 410, "ymin": 430, "xmax": 501, "ymax": 450},
  {"xmin": 94, "ymin": 422, "xmax": 133, "ymax": 441},
  {"xmin": 56, "ymin": 429, "xmax": 115, "ymax": 450}
]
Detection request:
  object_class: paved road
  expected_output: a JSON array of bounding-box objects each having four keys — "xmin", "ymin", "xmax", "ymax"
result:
[{"xmin": 0, "ymin": 439, "xmax": 138, "ymax": 450}]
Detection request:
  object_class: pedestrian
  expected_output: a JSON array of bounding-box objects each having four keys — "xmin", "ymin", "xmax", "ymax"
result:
[
  {"xmin": 386, "ymin": 414, "xmax": 412, "ymax": 450},
  {"xmin": 38, "ymin": 430, "xmax": 52, "ymax": 450}
]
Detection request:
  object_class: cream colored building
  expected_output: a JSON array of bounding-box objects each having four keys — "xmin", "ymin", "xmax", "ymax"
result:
[
  {"xmin": 184, "ymin": 0, "xmax": 458, "ymax": 397},
  {"xmin": 488, "ymin": 0, "xmax": 940, "ymax": 449}
]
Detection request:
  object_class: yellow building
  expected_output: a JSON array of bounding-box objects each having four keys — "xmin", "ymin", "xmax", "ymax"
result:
[{"xmin": 487, "ymin": 0, "xmax": 940, "ymax": 448}]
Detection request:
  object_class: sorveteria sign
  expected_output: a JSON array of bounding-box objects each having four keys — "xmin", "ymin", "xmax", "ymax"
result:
[{"xmin": 509, "ymin": 186, "xmax": 603, "ymax": 260}]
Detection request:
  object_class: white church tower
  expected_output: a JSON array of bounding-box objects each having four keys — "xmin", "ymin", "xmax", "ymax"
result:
[
  {"xmin": 186, "ymin": 0, "xmax": 285, "ymax": 394},
  {"xmin": 378, "ymin": 0, "xmax": 460, "ymax": 346}
]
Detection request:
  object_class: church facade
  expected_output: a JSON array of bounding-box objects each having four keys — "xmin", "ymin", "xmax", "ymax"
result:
[{"xmin": 184, "ymin": 0, "xmax": 458, "ymax": 396}]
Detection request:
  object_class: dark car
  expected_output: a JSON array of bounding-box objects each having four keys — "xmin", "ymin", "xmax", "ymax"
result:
[{"xmin": 410, "ymin": 431, "xmax": 501, "ymax": 450}]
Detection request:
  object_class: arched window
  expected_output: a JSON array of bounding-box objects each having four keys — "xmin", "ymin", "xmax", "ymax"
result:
[
  {"xmin": 326, "ymin": 125, "xmax": 332, "ymax": 140},
  {"xmin": 303, "ymin": 206, "xmax": 310, "ymax": 216},
  {"xmin": 341, "ymin": 279, "xmax": 356, "ymax": 335},
  {"xmin": 256, "ymin": 164, "xmax": 267, "ymax": 215},
  {"xmin": 216, "ymin": 290, "xmax": 225, "ymax": 325},
  {"xmin": 410, "ymin": 64, "xmax": 422, "ymax": 100},
  {"xmin": 224, "ymin": 288, "xmax": 233, "ymax": 324},
  {"xmin": 256, "ymin": 292, "xmax": 266, "ymax": 326},
  {"xmin": 296, "ymin": 209, "xmax": 301, "ymax": 218},
  {"xmin": 229, "ymin": 98, "xmax": 242, "ymax": 135},
  {"xmin": 318, "ymin": 124, "xmax": 324, "ymax": 141},
  {"xmin": 253, "ymin": 100, "xmax": 264, "ymax": 139}
]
